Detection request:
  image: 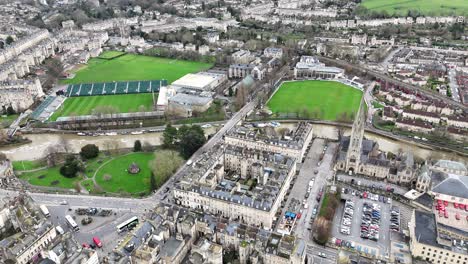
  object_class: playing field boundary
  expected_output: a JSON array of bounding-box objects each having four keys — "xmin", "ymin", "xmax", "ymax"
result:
[
  {"xmin": 266, "ymin": 78, "xmax": 365, "ymax": 105},
  {"xmin": 266, "ymin": 79, "xmax": 365, "ymax": 121},
  {"xmin": 97, "ymin": 51, "xmax": 127, "ymax": 60}
]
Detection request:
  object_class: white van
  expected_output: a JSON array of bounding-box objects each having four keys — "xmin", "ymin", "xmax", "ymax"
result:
[{"xmin": 56, "ymin": 226, "xmax": 65, "ymax": 235}]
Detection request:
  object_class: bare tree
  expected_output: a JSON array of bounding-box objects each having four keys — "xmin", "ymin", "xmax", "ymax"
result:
[{"xmin": 44, "ymin": 145, "xmax": 60, "ymax": 167}]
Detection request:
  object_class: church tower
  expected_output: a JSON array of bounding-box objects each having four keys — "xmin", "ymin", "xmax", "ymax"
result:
[{"xmin": 345, "ymin": 98, "xmax": 366, "ymax": 173}]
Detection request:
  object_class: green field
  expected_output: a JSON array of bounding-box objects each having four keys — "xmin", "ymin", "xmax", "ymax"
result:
[
  {"xmin": 49, "ymin": 93, "xmax": 156, "ymax": 121},
  {"xmin": 360, "ymin": 0, "xmax": 468, "ymax": 16},
  {"xmin": 17, "ymin": 152, "xmax": 164, "ymax": 195},
  {"xmin": 12, "ymin": 160, "xmax": 44, "ymax": 171},
  {"xmin": 94, "ymin": 153, "xmax": 154, "ymax": 194},
  {"xmin": 63, "ymin": 52, "xmax": 213, "ymax": 85},
  {"xmin": 18, "ymin": 167, "xmax": 82, "ymax": 189},
  {"xmin": 267, "ymin": 80, "xmax": 363, "ymax": 121},
  {"xmin": 0, "ymin": 114, "xmax": 18, "ymax": 128}
]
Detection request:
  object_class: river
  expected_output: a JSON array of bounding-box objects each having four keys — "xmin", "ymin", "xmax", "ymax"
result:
[
  {"xmin": 0, "ymin": 127, "xmax": 218, "ymax": 161},
  {"xmin": 1, "ymin": 124, "xmax": 466, "ymax": 163}
]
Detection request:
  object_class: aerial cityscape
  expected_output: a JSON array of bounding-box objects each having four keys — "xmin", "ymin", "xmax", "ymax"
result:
[{"xmin": 0, "ymin": 0, "xmax": 466, "ymax": 263}]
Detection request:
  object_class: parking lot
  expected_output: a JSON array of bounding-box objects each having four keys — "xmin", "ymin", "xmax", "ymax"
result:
[
  {"xmin": 46, "ymin": 204, "xmax": 145, "ymax": 255},
  {"xmin": 331, "ymin": 187, "xmax": 397, "ymax": 259}
]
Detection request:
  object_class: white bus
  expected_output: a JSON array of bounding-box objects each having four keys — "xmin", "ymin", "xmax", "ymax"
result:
[
  {"xmin": 116, "ymin": 216, "xmax": 139, "ymax": 233},
  {"xmin": 65, "ymin": 215, "xmax": 79, "ymax": 231},
  {"xmin": 39, "ymin": 205, "xmax": 50, "ymax": 217}
]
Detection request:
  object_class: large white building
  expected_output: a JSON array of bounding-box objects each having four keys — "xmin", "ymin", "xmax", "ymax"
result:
[
  {"xmin": 171, "ymin": 71, "xmax": 227, "ymax": 91},
  {"xmin": 294, "ymin": 56, "xmax": 344, "ymax": 79}
]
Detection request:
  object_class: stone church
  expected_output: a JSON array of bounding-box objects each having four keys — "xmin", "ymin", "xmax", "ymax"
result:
[{"xmin": 335, "ymin": 99, "xmax": 418, "ymax": 185}]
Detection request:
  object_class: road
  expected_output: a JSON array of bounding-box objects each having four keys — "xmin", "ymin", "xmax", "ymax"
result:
[
  {"xmin": 380, "ymin": 46, "xmax": 403, "ymax": 72},
  {"xmin": 448, "ymin": 69, "xmax": 461, "ymax": 102},
  {"xmin": 274, "ymin": 138, "xmax": 339, "ymax": 263}
]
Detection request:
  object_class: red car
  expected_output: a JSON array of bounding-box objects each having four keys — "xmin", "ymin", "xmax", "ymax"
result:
[
  {"xmin": 455, "ymin": 214, "xmax": 460, "ymax": 220},
  {"xmin": 93, "ymin": 237, "xmax": 102, "ymax": 248},
  {"xmin": 444, "ymin": 201, "xmax": 448, "ymax": 206},
  {"xmin": 82, "ymin": 243, "xmax": 91, "ymax": 249},
  {"xmin": 454, "ymin": 203, "xmax": 458, "ymax": 209}
]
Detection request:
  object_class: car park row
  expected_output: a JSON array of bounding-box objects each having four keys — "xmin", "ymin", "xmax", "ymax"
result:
[
  {"xmin": 340, "ymin": 200, "xmax": 355, "ymax": 235},
  {"xmin": 342, "ymin": 187, "xmax": 391, "ymax": 204},
  {"xmin": 360, "ymin": 202, "xmax": 381, "ymax": 241},
  {"xmin": 390, "ymin": 206, "xmax": 400, "ymax": 232}
]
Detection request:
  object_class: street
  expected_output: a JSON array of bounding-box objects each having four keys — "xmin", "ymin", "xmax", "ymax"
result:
[{"xmin": 275, "ymin": 138, "xmax": 340, "ymax": 262}]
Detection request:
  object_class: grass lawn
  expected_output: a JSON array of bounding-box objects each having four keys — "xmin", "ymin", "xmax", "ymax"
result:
[
  {"xmin": 95, "ymin": 152, "xmax": 154, "ymax": 195},
  {"xmin": 49, "ymin": 93, "xmax": 156, "ymax": 121},
  {"xmin": 319, "ymin": 192, "xmax": 331, "ymax": 217},
  {"xmin": 0, "ymin": 114, "xmax": 18, "ymax": 128},
  {"xmin": 98, "ymin": 50, "xmax": 126, "ymax": 59},
  {"xmin": 267, "ymin": 80, "xmax": 363, "ymax": 121},
  {"xmin": 18, "ymin": 167, "xmax": 81, "ymax": 189},
  {"xmin": 360, "ymin": 0, "xmax": 468, "ymax": 16},
  {"xmin": 62, "ymin": 53, "xmax": 213, "ymax": 85},
  {"xmin": 81, "ymin": 179, "xmax": 96, "ymax": 193},
  {"xmin": 12, "ymin": 160, "xmax": 44, "ymax": 171},
  {"xmin": 372, "ymin": 101, "xmax": 384, "ymax": 109}
]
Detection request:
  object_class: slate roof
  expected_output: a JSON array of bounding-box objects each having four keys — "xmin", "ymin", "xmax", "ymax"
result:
[
  {"xmin": 432, "ymin": 174, "xmax": 468, "ymax": 199},
  {"xmin": 414, "ymin": 210, "xmax": 438, "ymax": 247}
]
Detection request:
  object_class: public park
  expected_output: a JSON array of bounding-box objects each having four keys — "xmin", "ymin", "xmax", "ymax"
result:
[
  {"xmin": 267, "ymin": 80, "xmax": 363, "ymax": 121},
  {"xmin": 12, "ymin": 124, "xmax": 205, "ymax": 196},
  {"xmin": 360, "ymin": 0, "xmax": 468, "ymax": 16}
]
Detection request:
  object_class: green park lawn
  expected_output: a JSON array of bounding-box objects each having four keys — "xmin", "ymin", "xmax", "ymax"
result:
[
  {"xmin": 360, "ymin": 0, "xmax": 468, "ymax": 16},
  {"xmin": 12, "ymin": 160, "xmax": 44, "ymax": 171},
  {"xmin": 0, "ymin": 114, "xmax": 18, "ymax": 128},
  {"xmin": 62, "ymin": 53, "xmax": 213, "ymax": 84},
  {"xmin": 95, "ymin": 152, "xmax": 154, "ymax": 195},
  {"xmin": 49, "ymin": 93, "xmax": 156, "ymax": 121},
  {"xmin": 15, "ymin": 152, "xmax": 161, "ymax": 195},
  {"xmin": 18, "ymin": 167, "xmax": 82, "ymax": 189},
  {"xmin": 267, "ymin": 80, "xmax": 363, "ymax": 121}
]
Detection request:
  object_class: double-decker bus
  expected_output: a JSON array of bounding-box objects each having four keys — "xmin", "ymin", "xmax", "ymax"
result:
[
  {"xmin": 65, "ymin": 215, "xmax": 79, "ymax": 231},
  {"xmin": 116, "ymin": 216, "xmax": 139, "ymax": 233}
]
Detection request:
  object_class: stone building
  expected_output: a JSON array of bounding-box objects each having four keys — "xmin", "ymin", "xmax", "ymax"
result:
[
  {"xmin": 173, "ymin": 144, "xmax": 297, "ymax": 229},
  {"xmin": 335, "ymin": 100, "xmax": 417, "ymax": 184},
  {"xmin": 224, "ymin": 122, "xmax": 313, "ymax": 161},
  {"xmin": 0, "ymin": 79, "xmax": 44, "ymax": 111}
]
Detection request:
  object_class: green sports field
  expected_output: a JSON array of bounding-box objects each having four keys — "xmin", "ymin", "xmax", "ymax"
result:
[
  {"xmin": 62, "ymin": 52, "xmax": 213, "ymax": 84},
  {"xmin": 49, "ymin": 93, "xmax": 156, "ymax": 121},
  {"xmin": 267, "ymin": 80, "xmax": 363, "ymax": 121},
  {"xmin": 360, "ymin": 0, "xmax": 468, "ymax": 16}
]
